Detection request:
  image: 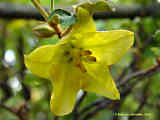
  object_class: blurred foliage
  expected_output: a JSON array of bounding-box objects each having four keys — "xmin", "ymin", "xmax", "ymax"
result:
[{"xmin": 0, "ymin": 0, "xmax": 160, "ymax": 120}]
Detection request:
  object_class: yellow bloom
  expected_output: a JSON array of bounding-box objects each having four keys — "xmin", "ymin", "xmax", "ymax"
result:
[{"xmin": 24, "ymin": 7, "xmax": 134, "ymax": 116}]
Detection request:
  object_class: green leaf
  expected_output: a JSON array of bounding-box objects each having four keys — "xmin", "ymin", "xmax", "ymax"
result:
[
  {"xmin": 151, "ymin": 47, "xmax": 160, "ymax": 57},
  {"xmin": 78, "ymin": 0, "xmax": 115, "ymax": 13},
  {"xmin": 154, "ymin": 30, "xmax": 160, "ymax": 41},
  {"xmin": 48, "ymin": 9, "xmax": 77, "ymax": 26}
]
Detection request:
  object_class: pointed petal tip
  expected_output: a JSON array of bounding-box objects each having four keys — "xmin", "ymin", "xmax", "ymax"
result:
[
  {"xmin": 24, "ymin": 54, "xmax": 27, "ymax": 58},
  {"xmin": 115, "ymin": 92, "xmax": 120, "ymax": 100},
  {"xmin": 122, "ymin": 30, "xmax": 134, "ymax": 47},
  {"xmin": 129, "ymin": 31, "xmax": 134, "ymax": 46},
  {"xmin": 24, "ymin": 54, "xmax": 28, "ymax": 60},
  {"xmin": 119, "ymin": 30, "xmax": 134, "ymax": 36},
  {"xmin": 24, "ymin": 54, "xmax": 30, "ymax": 63},
  {"xmin": 105, "ymin": 87, "xmax": 120, "ymax": 100},
  {"xmin": 120, "ymin": 30, "xmax": 134, "ymax": 36},
  {"xmin": 24, "ymin": 55, "xmax": 30, "ymax": 67},
  {"xmin": 128, "ymin": 31, "xmax": 134, "ymax": 35},
  {"xmin": 24, "ymin": 55, "xmax": 28, "ymax": 66},
  {"xmin": 112, "ymin": 90, "xmax": 120, "ymax": 100},
  {"xmin": 51, "ymin": 109, "xmax": 72, "ymax": 116},
  {"xmin": 50, "ymin": 101, "xmax": 73, "ymax": 116}
]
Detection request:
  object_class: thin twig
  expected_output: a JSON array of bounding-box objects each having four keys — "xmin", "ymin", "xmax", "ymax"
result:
[
  {"xmin": 79, "ymin": 98, "xmax": 106, "ymax": 115},
  {"xmin": 129, "ymin": 79, "xmax": 152, "ymax": 120},
  {"xmin": 17, "ymin": 36, "xmax": 30, "ymax": 101},
  {"xmin": 48, "ymin": 22, "xmax": 62, "ymax": 38},
  {"xmin": 54, "ymin": 116, "xmax": 59, "ymax": 120},
  {"xmin": 80, "ymin": 100, "xmax": 112, "ymax": 120},
  {"xmin": 117, "ymin": 69, "xmax": 147, "ymax": 87},
  {"xmin": 31, "ymin": 0, "xmax": 48, "ymax": 20},
  {"xmin": 116, "ymin": 55, "xmax": 137, "ymax": 82},
  {"xmin": 50, "ymin": 0, "xmax": 54, "ymax": 12},
  {"xmin": 61, "ymin": 25, "xmax": 73, "ymax": 37},
  {"xmin": 118, "ymin": 59, "xmax": 160, "ymax": 87},
  {"xmin": 0, "ymin": 22, "xmax": 12, "ymax": 103}
]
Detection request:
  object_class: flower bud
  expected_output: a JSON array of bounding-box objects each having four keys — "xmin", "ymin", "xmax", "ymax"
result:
[{"xmin": 33, "ymin": 23, "xmax": 56, "ymax": 38}]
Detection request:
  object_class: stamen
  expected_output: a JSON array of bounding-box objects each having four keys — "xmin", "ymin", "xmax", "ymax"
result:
[
  {"xmin": 80, "ymin": 50, "xmax": 92, "ymax": 56},
  {"xmin": 64, "ymin": 51, "xmax": 70, "ymax": 56},
  {"xmin": 79, "ymin": 64, "xmax": 87, "ymax": 73},
  {"xmin": 74, "ymin": 59, "xmax": 87, "ymax": 73},
  {"xmin": 87, "ymin": 56, "xmax": 97, "ymax": 62},
  {"xmin": 71, "ymin": 44, "xmax": 75, "ymax": 48},
  {"xmin": 68, "ymin": 57, "xmax": 73, "ymax": 62}
]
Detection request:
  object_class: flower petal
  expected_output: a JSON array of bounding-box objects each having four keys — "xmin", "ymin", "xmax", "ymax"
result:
[
  {"xmin": 24, "ymin": 45, "xmax": 60, "ymax": 79},
  {"xmin": 80, "ymin": 30, "xmax": 134, "ymax": 65},
  {"xmin": 71, "ymin": 7, "xmax": 96, "ymax": 34},
  {"xmin": 82, "ymin": 62, "xmax": 120, "ymax": 100},
  {"xmin": 50, "ymin": 63, "xmax": 86, "ymax": 116}
]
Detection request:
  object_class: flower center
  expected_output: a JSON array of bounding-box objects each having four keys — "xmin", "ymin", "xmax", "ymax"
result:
[{"xmin": 64, "ymin": 44, "xmax": 96, "ymax": 73}]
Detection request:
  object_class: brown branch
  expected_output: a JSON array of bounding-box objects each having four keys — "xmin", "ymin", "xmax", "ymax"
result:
[
  {"xmin": 54, "ymin": 116, "xmax": 59, "ymax": 120},
  {"xmin": 0, "ymin": 22, "xmax": 12, "ymax": 103},
  {"xmin": 79, "ymin": 98, "xmax": 106, "ymax": 115},
  {"xmin": 118, "ymin": 58, "xmax": 160, "ymax": 87},
  {"xmin": 80, "ymin": 100, "xmax": 114, "ymax": 120},
  {"xmin": 0, "ymin": 2, "xmax": 160, "ymax": 20},
  {"xmin": 0, "ymin": 103, "xmax": 14, "ymax": 113},
  {"xmin": 116, "ymin": 55, "xmax": 137, "ymax": 82},
  {"xmin": 17, "ymin": 36, "xmax": 30, "ymax": 101},
  {"xmin": 128, "ymin": 78, "xmax": 152, "ymax": 120},
  {"xmin": 0, "ymin": 102, "xmax": 28, "ymax": 120}
]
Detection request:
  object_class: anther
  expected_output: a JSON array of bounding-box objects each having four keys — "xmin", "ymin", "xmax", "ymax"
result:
[
  {"xmin": 71, "ymin": 44, "xmax": 75, "ymax": 48},
  {"xmin": 68, "ymin": 57, "xmax": 73, "ymax": 62},
  {"xmin": 79, "ymin": 64, "xmax": 87, "ymax": 73},
  {"xmin": 74, "ymin": 60, "xmax": 87, "ymax": 73},
  {"xmin": 87, "ymin": 56, "xmax": 97, "ymax": 62},
  {"xmin": 64, "ymin": 51, "xmax": 70, "ymax": 56},
  {"xmin": 80, "ymin": 50, "xmax": 92, "ymax": 56}
]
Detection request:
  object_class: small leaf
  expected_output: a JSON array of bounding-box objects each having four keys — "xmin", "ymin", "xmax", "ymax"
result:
[
  {"xmin": 151, "ymin": 47, "xmax": 160, "ymax": 56},
  {"xmin": 154, "ymin": 30, "xmax": 160, "ymax": 41},
  {"xmin": 48, "ymin": 9, "xmax": 77, "ymax": 26}
]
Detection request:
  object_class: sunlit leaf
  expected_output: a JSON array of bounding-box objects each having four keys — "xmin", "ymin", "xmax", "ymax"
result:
[{"xmin": 48, "ymin": 9, "xmax": 77, "ymax": 26}]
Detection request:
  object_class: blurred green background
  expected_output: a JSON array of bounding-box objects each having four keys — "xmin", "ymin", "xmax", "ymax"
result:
[{"xmin": 0, "ymin": 0, "xmax": 160, "ymax": 120}]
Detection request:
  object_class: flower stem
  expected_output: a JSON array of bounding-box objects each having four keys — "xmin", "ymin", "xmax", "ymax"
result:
[
  {"xmin": 61, "ymin": 25, "xmax": 73, "ymax": 37},
  {"xmin": 50, "ymin": 0, "xmax": 55, "ymax": 12},
  {"xmin": 31, "ymin": 0, "xmax": 48, "ymax": 21}
]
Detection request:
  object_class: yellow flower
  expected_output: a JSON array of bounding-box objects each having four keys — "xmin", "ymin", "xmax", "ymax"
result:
[{"xmin": 24, "ymin": 7, "xmax": 134, "ymax": 116}]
